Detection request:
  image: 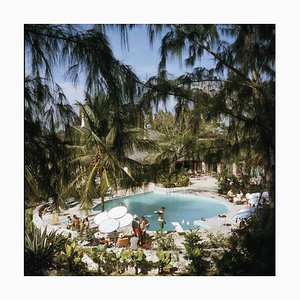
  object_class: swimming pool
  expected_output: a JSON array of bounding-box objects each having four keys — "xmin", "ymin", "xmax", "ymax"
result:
[{"xmin": 93, "ymin": 191, "xmax": 229, "ymax": 232}]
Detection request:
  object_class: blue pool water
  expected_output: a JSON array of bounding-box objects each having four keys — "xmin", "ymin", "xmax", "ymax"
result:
[{"xmin": 93, "ymin": 192, "xmax": 229, "ymax": 232}]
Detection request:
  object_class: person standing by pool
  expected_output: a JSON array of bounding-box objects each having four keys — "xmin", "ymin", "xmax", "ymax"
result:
[
  {"xmin": 132, "ymin": 214, "xmax": 141, "ymax": 243},
  {"xmin": 154, "ymin": 207, "xmax": 165, "ymax": 232},
  {"xmin": 140, "ymin": 216, "xmax": 149, "ymax": 244},
  {"xmin": 71, "ymin": 214, "xmax": 80, "ymax": 230}
]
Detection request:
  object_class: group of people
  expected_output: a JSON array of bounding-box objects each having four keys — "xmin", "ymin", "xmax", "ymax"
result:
[
  {"xmin": 226, "ymin": 190, "xmax": 249, "ymax": 204},
  {"xmin": 131, "ymin": 206, "xmax": 166, "ymax": 242},
  {"xmin": 65, "ymin": 206, "xmax": 166, "ymax": 248},
  {"xmin": 131, "ymin": 214, "xmax": 150, "ymax": 245},
  {"xmin": 41, "ymin": 204, "xmax": 54, "ymax": 215},
  {"xmin": 66, "ymin": 215, "xmax": 89, "ymax": 231}
]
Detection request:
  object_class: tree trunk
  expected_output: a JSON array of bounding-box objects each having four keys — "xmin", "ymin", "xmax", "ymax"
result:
[
  {"xmin": 265, "ymin": 164, "xmax": 275, "ymax": 208},
  {"xmin": 101, "ymin": 195, "xmax": 105, "ymax": 212}
]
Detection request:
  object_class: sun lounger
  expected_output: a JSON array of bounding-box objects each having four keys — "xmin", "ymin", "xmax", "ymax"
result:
[
  {"xmin": 172, "ymin": 222, "xmax": 184, "ymax": 234},
  {"xmin": 63, "ymin": 198, "xmax": 80, "ymax": 209}
]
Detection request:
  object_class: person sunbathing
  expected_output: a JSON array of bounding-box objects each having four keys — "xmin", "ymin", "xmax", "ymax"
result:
[
  {"xmin": 226, "ymin": 189, "xmax": 235, "ymax": 202},
  {"xmin": 71, "ymin": 214, "xmax": 80, "ymax": 230}
]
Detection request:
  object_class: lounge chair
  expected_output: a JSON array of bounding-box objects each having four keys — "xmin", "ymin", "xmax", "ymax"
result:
[
  {"xmin": 171, "ymin": 222, "xmax": 184, "ymax": 234},
  {"xmin": 63, "ymin": 198, "xmax": 80, "ymax": 209}
]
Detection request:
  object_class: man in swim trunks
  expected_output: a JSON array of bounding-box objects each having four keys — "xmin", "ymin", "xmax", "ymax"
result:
[{"xmin": 154, "ymin": 207, "xmax": 165, "ymax": 232}]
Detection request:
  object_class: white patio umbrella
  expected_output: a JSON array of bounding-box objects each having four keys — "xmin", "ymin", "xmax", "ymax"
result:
[
  {"xmin": 93, "ymin": 211, "xmax": 109, "ymax": 225},
  {"xmin": 107, "ymin": 206, "xmax": 127, "ymax": 219},
  {"xmin": 117, "ymin": 213, "xmax": 133, "ymax": 227},
  {"xmin": 98, "ymin": 218, "xmax": 120, "ymax": 233}
]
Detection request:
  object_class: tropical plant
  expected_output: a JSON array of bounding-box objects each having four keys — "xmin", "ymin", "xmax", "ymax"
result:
[
  {"xmin": 87, "ymin": 247, "xmax": 120, "ymax": 275},
  {"xmin": 183, "ymin": 229, "xmax": 210, "ymax": 275},
  {"xmin": 24, "ymin": 224, "xmax": 68, "ymax": 275},
  {"xmin": 25, "ymin": 208, "xmax": 34, "ymax": 228},
  {"xmin": 213, "ymin": 207, "xmax": 275, "ymax": 275},
  {"xmin": 127, "ymin": 249, "xmax": 153, "ymax": 275},
  {"xmin": 86, "ymin": 247, "xmax": 109, "ymax": 275},
  {"xmin": 24, "ymin": 24, "xmax": 145, "ymax": 209},
  {"xmin": 155, "ymin": 250, "xmax": 175, "ymax": 275},
  {"xmin": 54, "ymin": 241, "xmax": 91, "ymax": 275},
  {"xmin": 153, "ymin": 232, "xmax": 179, "ymax": 251},
  {"xmin": 67, "ymin": 94, "xmax": 156, "ymax": 212}
]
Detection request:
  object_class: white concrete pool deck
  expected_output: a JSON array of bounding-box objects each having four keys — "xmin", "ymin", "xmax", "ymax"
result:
[{"xmin": 41, "ymin": 176, "xmax": 248, "ymax": 236}]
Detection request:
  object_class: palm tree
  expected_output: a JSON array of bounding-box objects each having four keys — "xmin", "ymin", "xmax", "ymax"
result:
[
  {"xmin": 24, "ymin": 76, "xmax": 77, "ymax": 207},
  {"xmin": 67, "ymin": 94, "xmax": 156, "ymax": 212},
  {"xmin": 24, "ymin": 24, "xmax": 144, "ymax": 208}
]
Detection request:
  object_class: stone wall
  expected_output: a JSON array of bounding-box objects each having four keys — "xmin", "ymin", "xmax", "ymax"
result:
[{"xmin": 32, "ymin": 204, "xmax": 78, "ymax": 239}]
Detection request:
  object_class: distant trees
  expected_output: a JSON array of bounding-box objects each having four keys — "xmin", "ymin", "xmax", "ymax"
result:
[{"xmin": 143, "ymin": 24, "xmax": 275, "ymax": 203}]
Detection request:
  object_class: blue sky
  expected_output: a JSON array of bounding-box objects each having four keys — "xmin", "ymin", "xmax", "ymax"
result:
[
  {"xmin": 59, "ymin": 26, "xmax": 215, "ymax": 108},
  {"xmin": 109, "ymin": 26, "xmax": 206, "ymax": 80}
]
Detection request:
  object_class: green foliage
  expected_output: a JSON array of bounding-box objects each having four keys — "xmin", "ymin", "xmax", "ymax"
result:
[
  {"xmin": 213, "ymin": 207, "xmax": 275, "ymax": 275},
  {"xmin": 99, "ymin": 251, "xmax": 119, "ymax": 275},
  {"xmin": 114, "ymin": 249, "xmax": 132, "ymax": 274},
  {"xmin": 68, "ymin": 95, "xmax": 156, "ymax": 211},
  {"xmin": 183, "ymin": 229, "xmax": 211, "ymax": 275},
  {"xmin": 158, "ymin": 170, "xmax": 190, "ymax": 188},
  {"xmin": 175, "ymin": 171, "xmax": 190, "ymax": 187},
  {"xmin": 155, "ymin": 250, "xmax": 175, "ymax": 275},
  {"xmin": 54, "ymin": 241, "xmax": 91, "ymax": 276},
  {"xmin": 87, "ymin": 247, "xmax": 109, "ymax": 275},
  {"xmin": 25, "ymin": 208, "xmax": 34, "ymax": 228},
  {"xmin": 25, "ymin": 77, "xmax": 77, "ymax": 208},
  {"xmin": 78, "ymin": 228, "xmax": 98, "ymax": 246},
  {"xmin": 147, "ymin": 24, "xmax": 275, "ymax": 203},
  {"xmin": 25, "ymin": 25, "xmax": 149, "ymax": 210},
  {"xmin": 217, "ymin": 170, "xmax": 263, "ymax": 195},
  {"xmin": 88, "ymin": 248, "xmax": 153, "ymax": 275},
  {"xmin": 153, "ymin": 233, "xmax": 179, "ymax": 251},
  {"xmin": 217, "ymin": 172, "xmax": 243, "ymax": 194},
  {"xmin": 126, "ymin": 249, "xmax": 153, "ymax": 275},
  {"xmin": 87, "ymin": 247, "xmax": 120, "ymax": 275},
  {"xmin": 153, "ymin": 110, "xmax": 179, "ymax": 137},
  {"xmin": 24, "ymin": 224, "xmax": 68, "ymax": 275}
]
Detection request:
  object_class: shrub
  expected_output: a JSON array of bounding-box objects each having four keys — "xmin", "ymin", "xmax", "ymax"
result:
[
  {"xmin": 183, "ymin": 229, "xmax": 210, "ymax": 275},
  {"xmin": 213, "ymin": 207, "xmax": 275, "ymax": 275},
  {"xmin": 153, "ymin": 232, "xmax": 179, "ymax": 251},
  {"xmin": 54, "ymin": 241, "xmax": 91, "ymax": 275},
  {"xmin": 24, "ymin": 224, "xmax": 68, "ymax": 275},
  {"xmin": 155, "ymin": 250, "xmax": 175, "ymax": 275}
]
